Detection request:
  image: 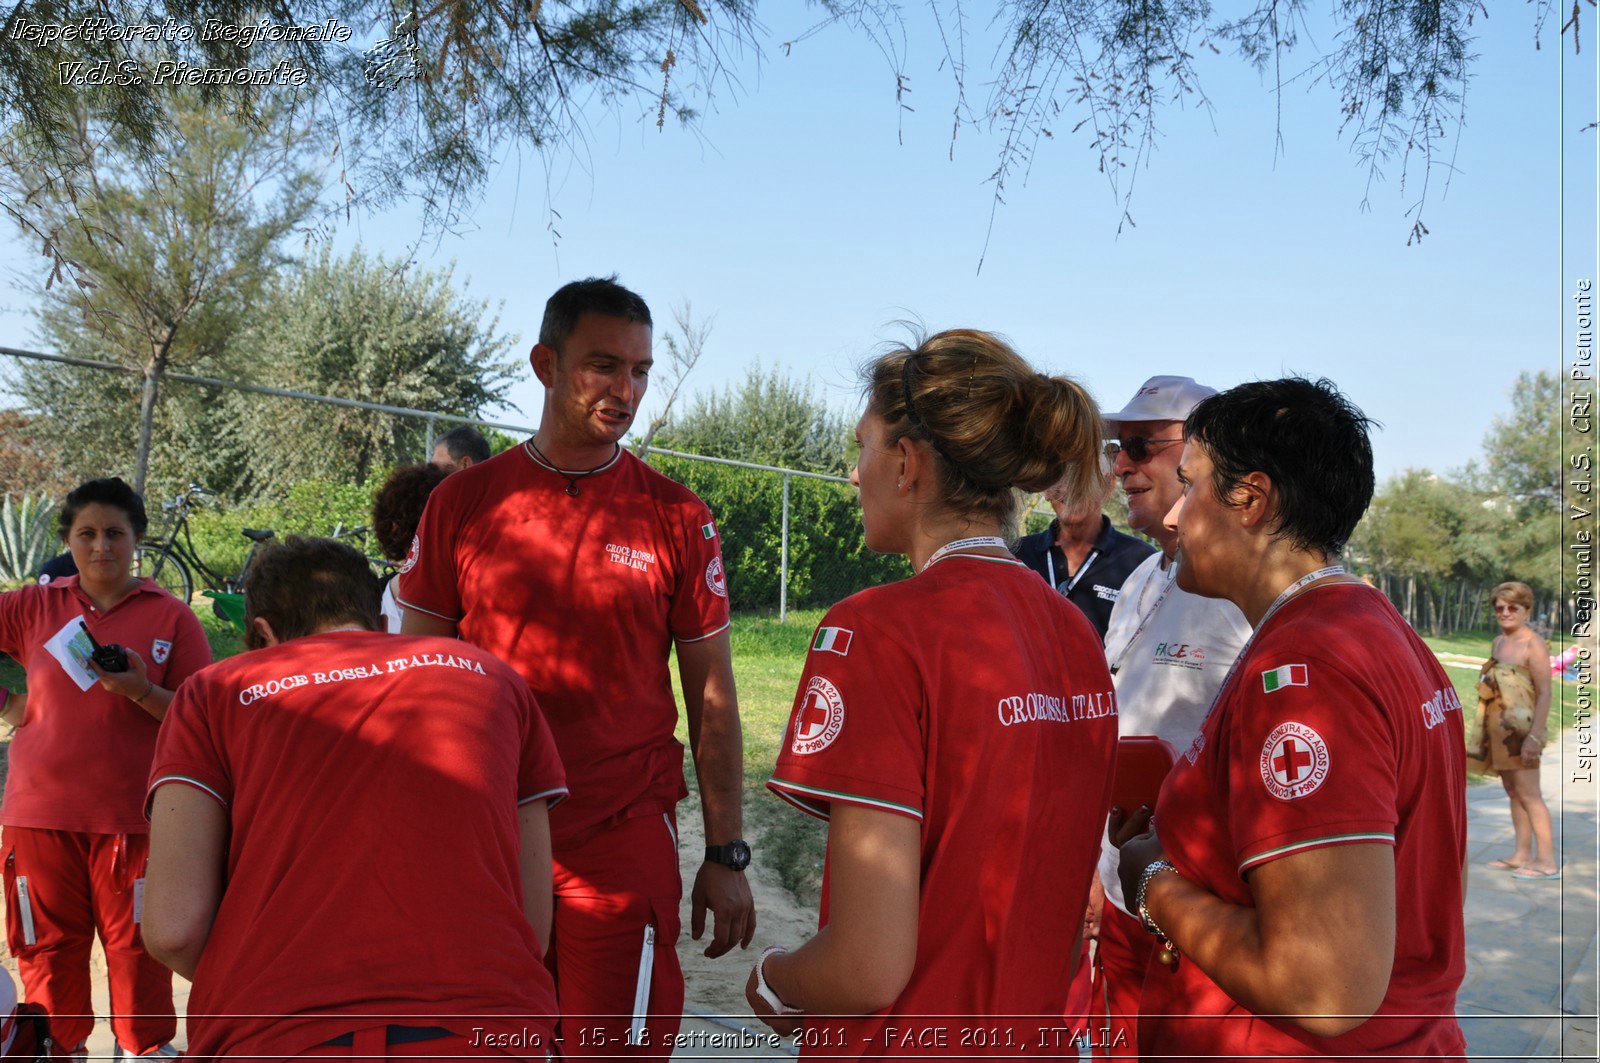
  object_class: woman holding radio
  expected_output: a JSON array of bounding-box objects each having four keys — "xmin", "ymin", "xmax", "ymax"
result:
[{"xmin": 0, "ymin": 477, "xmax": 210, "ymax": 1058}]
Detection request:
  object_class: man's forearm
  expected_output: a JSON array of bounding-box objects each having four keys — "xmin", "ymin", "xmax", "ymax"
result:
[
  {"xmin": 692, "ymin": 694, "xmax": 744, "ymax": 841},
  {"xmin": 677, "ymin": 634, "xmax": 745, "ymax": 841}
]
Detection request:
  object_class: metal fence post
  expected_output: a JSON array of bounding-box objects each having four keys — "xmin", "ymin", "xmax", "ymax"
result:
[
  {"xmin": 780, "ymin": 473, "xmax": 790, "ymax": 623},
  {"xmin": 423, "ymin": 414, "xmax": 438, "ymax": 461}
]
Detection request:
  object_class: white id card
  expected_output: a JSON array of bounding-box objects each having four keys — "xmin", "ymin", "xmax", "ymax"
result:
[
  {"xmin": 44, "ymin": 616, "xmax": 100, "ymax": 692},
  {"xmin": 133, "ymin": 878, "xmax": 145, "ymax": 925},
  {"xmin": 628, "ymin": 924, "xmax": 655, "ymax": 1046}
]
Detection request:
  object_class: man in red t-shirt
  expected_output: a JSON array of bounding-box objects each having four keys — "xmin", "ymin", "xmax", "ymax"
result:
[
  {"xmin": 142, "ymin": 537, "xmax": 567, "ymax": 1060},
  {"xmin": 397, "ymin": 277, "xmax": 755, "ymax": 1055}
]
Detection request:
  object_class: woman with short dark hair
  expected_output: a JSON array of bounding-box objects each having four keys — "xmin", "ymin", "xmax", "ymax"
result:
[
  {"xmin": 0, "ymin": 477, "xmax": 211, "ymax": 1057},
  {"xmin": 1117, "ymin": 378, "xmax": 1468, "ymax": 1060}
]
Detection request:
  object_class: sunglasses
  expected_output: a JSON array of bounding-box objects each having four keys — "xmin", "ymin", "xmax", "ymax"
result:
[{"xmin": 1103, "ymin": 437, "xmax": 1184, "ymax": 463}]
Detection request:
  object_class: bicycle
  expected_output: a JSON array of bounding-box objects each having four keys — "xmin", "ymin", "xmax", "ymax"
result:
[
  {"xmin": 330, "ymin": 522, "xmax": 400, "ymax": 581},
  {"xmin": 132, "ymin": 483, "xmax": 276, "ymax": 608}
]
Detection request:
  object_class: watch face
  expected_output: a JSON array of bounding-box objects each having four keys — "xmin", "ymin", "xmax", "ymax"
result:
[{"xmin": 729, "ymin": 840, "xmax": 751, "ymax": 871}]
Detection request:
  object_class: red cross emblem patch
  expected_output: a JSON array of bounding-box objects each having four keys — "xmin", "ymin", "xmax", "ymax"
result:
[
  {"xmin": 791, "ymin": 675, "xmax": 845, "ymax": 756},
  {"xmin": 1259, "ymin": 721, "xmax": 1330, "ymax": 801}
]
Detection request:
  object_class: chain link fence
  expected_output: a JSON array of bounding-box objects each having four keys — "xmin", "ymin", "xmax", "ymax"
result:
[
  {"xmin": 0, "ymin": 347, "xmax": 904, "ymax": 618},
  {"xmin": 4, "ymin": 346, "xmax": 1583, "ymax": 640}
]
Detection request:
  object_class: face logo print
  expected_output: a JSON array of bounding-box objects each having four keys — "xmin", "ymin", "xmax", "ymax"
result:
[{"xmin": 791, "ymin": 676, "xmax": 845, "ymax": 755}]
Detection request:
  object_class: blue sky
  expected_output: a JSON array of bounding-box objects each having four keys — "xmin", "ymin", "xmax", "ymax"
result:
[{"xmin": 2, "ymin": 6, "xmax": 1593, "ymax": 482}]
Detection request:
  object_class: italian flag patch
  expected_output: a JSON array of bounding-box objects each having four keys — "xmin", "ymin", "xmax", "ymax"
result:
[
  {"xmin": 701, "ymin": 522, "xmax": 717, "ymax": 540},
  {"xmin": 1261, "ymin": 664, "xmax": 1309, "ymax": 693},
  {"xmin": 812, "ymin": 627, "xmax": 853, "ymax": 656}
]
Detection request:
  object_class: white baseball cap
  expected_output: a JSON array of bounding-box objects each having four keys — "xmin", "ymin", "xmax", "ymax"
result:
[{"xmin": 1102, "ymin": 375, "xmax": 1218, "ymax": 426}]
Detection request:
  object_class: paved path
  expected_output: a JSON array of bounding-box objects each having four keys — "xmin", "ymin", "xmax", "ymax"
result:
[
  {"xmin": 1457, "ymin": 722, "xmax": 1597, "ymax": 1062},
  {"xmin": 19, "ymin": 727, "xmax": 1600, "ymax": 1060}
]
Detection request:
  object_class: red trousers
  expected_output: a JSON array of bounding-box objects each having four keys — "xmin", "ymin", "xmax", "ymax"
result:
[
  {"xmin": 1093, "ymin": 903, "xmax": 1153, "ymax": 1059},
  {"xmin": 2, "ymin": 827, "xmax": 175, "ymax": 1054},
  {"xmin": 547, "ymin": 811, "xmax": 683, "ymax": 1059}
]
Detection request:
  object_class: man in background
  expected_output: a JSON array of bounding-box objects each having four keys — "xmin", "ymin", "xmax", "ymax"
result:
[
  {"xmin": 430, "ymin": 425, "xmax": 491, "ymax": 473},
  {"xmin": 1086, "ymin": 374, "xmax": 1253, "ymax": 1057},
  {"xmin": 1011, "ymin": 462, "xmax": 1154, "ymax": 638}
]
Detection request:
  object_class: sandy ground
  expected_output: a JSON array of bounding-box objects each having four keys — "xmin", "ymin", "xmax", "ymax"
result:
[{"xmin": 671, "ymin": 794, "xmax": 817, "ymax": 1022}]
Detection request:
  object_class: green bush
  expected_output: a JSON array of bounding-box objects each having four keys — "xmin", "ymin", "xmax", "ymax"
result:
[
  {"xmin": 159, "ymin": 461, "xmax": 902, "ymax": 612},
  {"xmin": 154, "ymin": 478, "xmax": 382, "ymax": 583},
  {"xmin": 646, "ymin": 456, "xmax": 909, "ymax": 612},
  {"xmin": 0, "ymin": 495, "xmax": 60, "ymax": 583}
]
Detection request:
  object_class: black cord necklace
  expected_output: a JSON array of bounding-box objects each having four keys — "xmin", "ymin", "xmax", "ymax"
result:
[{"xmin": 526, "ymin": 439, "xmax": 621, "ymax": 497}]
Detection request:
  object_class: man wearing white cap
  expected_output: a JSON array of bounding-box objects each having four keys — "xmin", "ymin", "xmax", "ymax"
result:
[{"xmin": 1088, "ymin": 376, "xmax": 1253, "ymax": 1057}]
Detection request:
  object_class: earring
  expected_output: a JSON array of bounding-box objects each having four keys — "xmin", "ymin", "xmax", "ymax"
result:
[{"xmin": 897, "ymin": 479, "xmax": 904, "ymax": 489}]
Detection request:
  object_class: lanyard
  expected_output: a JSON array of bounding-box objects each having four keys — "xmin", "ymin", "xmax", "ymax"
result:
[
  {"xmin": 1193, "ymin": 564, "xmax": 1349, "ymax": 723},
  {"xmin": 923, "ymin": 535, "xmax": 1010, "ymax": 571},
  {"xmin": 1058, "ymin": 548, "xmax": 1101, "ymax": 595},
  {"xmin": 1107, "ymin": 559, "xmax": 1180, "ymax": 675}
]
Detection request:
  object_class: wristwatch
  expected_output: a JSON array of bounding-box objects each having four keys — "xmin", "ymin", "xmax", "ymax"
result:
[{"xmin": 705, "ymin": 840, "xmax": 752, "ymax": 871}]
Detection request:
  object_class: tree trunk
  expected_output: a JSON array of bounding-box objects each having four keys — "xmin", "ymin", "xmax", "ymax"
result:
[{"xmin": 133, "ymin": 350, "xmax": 169, "ymax": 495}]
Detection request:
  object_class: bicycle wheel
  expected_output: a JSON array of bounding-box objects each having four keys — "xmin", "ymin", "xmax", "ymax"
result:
[{"xmin": 134, "ymin": 546, "xmax": 194, "ymax": 604}]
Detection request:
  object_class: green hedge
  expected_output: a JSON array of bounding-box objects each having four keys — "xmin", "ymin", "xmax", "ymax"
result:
[
  {"xmin": 167, "ymin": 478, "xmax": 381, "ymax": 581},
  {"xmin": 645, "ymin": 456, "xmax": 909, "ymax": 612},
  {"xmin": 145, "ymin": 464, "xmax": 907, "ymax": 612},
  {"xmin": 13, "ymin": 455, "xmax": 986, "ymax": 614}
]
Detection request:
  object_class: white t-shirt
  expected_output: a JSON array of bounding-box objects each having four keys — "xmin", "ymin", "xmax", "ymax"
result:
[
  {"xmin": 1098, "ymin": 550, "xmax": 1252, "ymax": 913},
  {"xmin": 380, "ymin": 580, "xmax": 403, "ymax": 633}
]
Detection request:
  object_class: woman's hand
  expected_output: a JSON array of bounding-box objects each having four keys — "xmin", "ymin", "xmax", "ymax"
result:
[
  {"xmin": 1112, "ymin": 805, "xmax": 1163, "ymax": 907},
  {"xmin": 1521, "ymin": 733, "xmax": 1544, "ymax": 767},
  {"xmin": 744, "ymin": 965, "xmax": 803, "ymax": 1037},
  {"xmin": 88, "ymin": 647, "xmax": 152, "ymax": 704}
]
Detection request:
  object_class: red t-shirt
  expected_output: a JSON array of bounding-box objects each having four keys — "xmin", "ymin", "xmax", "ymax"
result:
[
  {"xmin": 395, "ymin": 444, "xmax": 730, "ymax": 845},
  {"xmin": 0, "ymin": 577, "xmax": 211, "ymax": 833},
  {"xmin": 1140, "ymin": 585, "xmax": 1467, "ymax": 1061},
  {"xmin": 148, "ymin": 630, "xmax": 567, "ymax": 1060},
  {"xmin": 768, "ymin": 555, "xmax": 1118, "ymax": 1058}
]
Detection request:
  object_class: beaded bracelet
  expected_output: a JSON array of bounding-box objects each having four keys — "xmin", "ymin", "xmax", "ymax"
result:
[{"xmin": 1134, "ymin": 859, "xmax": 1183, "ymax": 969}]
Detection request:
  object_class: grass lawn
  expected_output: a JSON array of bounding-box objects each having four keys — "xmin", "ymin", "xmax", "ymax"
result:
[
  {"xmin": 1421, "ymin": 629, "xmax": 1586, "ymax": 733},
  {"xmin": 672, "ymin": 607, "xmax": 829, "ymax": 903},
  {"xmin": 2, "ymin": 607, "xmax": 1582, "ymax": 903}
]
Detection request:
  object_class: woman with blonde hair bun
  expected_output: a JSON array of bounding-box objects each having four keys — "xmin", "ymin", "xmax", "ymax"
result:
[{"xmin": 747, "ymin": 329, "xmax": 1119, "ymax": 1058}]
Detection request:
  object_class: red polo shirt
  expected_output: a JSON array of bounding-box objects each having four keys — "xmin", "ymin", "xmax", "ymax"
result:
[
  {"xmin": 148, "ymin": 630, "xmax": 567, "ymax": 1060},
  {"xmin": 1140, "ymin": 584, "xmax": 1467, "ymax": 1060},
  {"xmin": 395, "ymin": 444, "xmax": 729, "ymax": 845},
  {"xmin": 0, "ymin": 577, "xmax": 210, "ymax": 834},
  {"xmin": 769, "ymin": 555, "xmax": 1118, "ymax": 1057}
]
